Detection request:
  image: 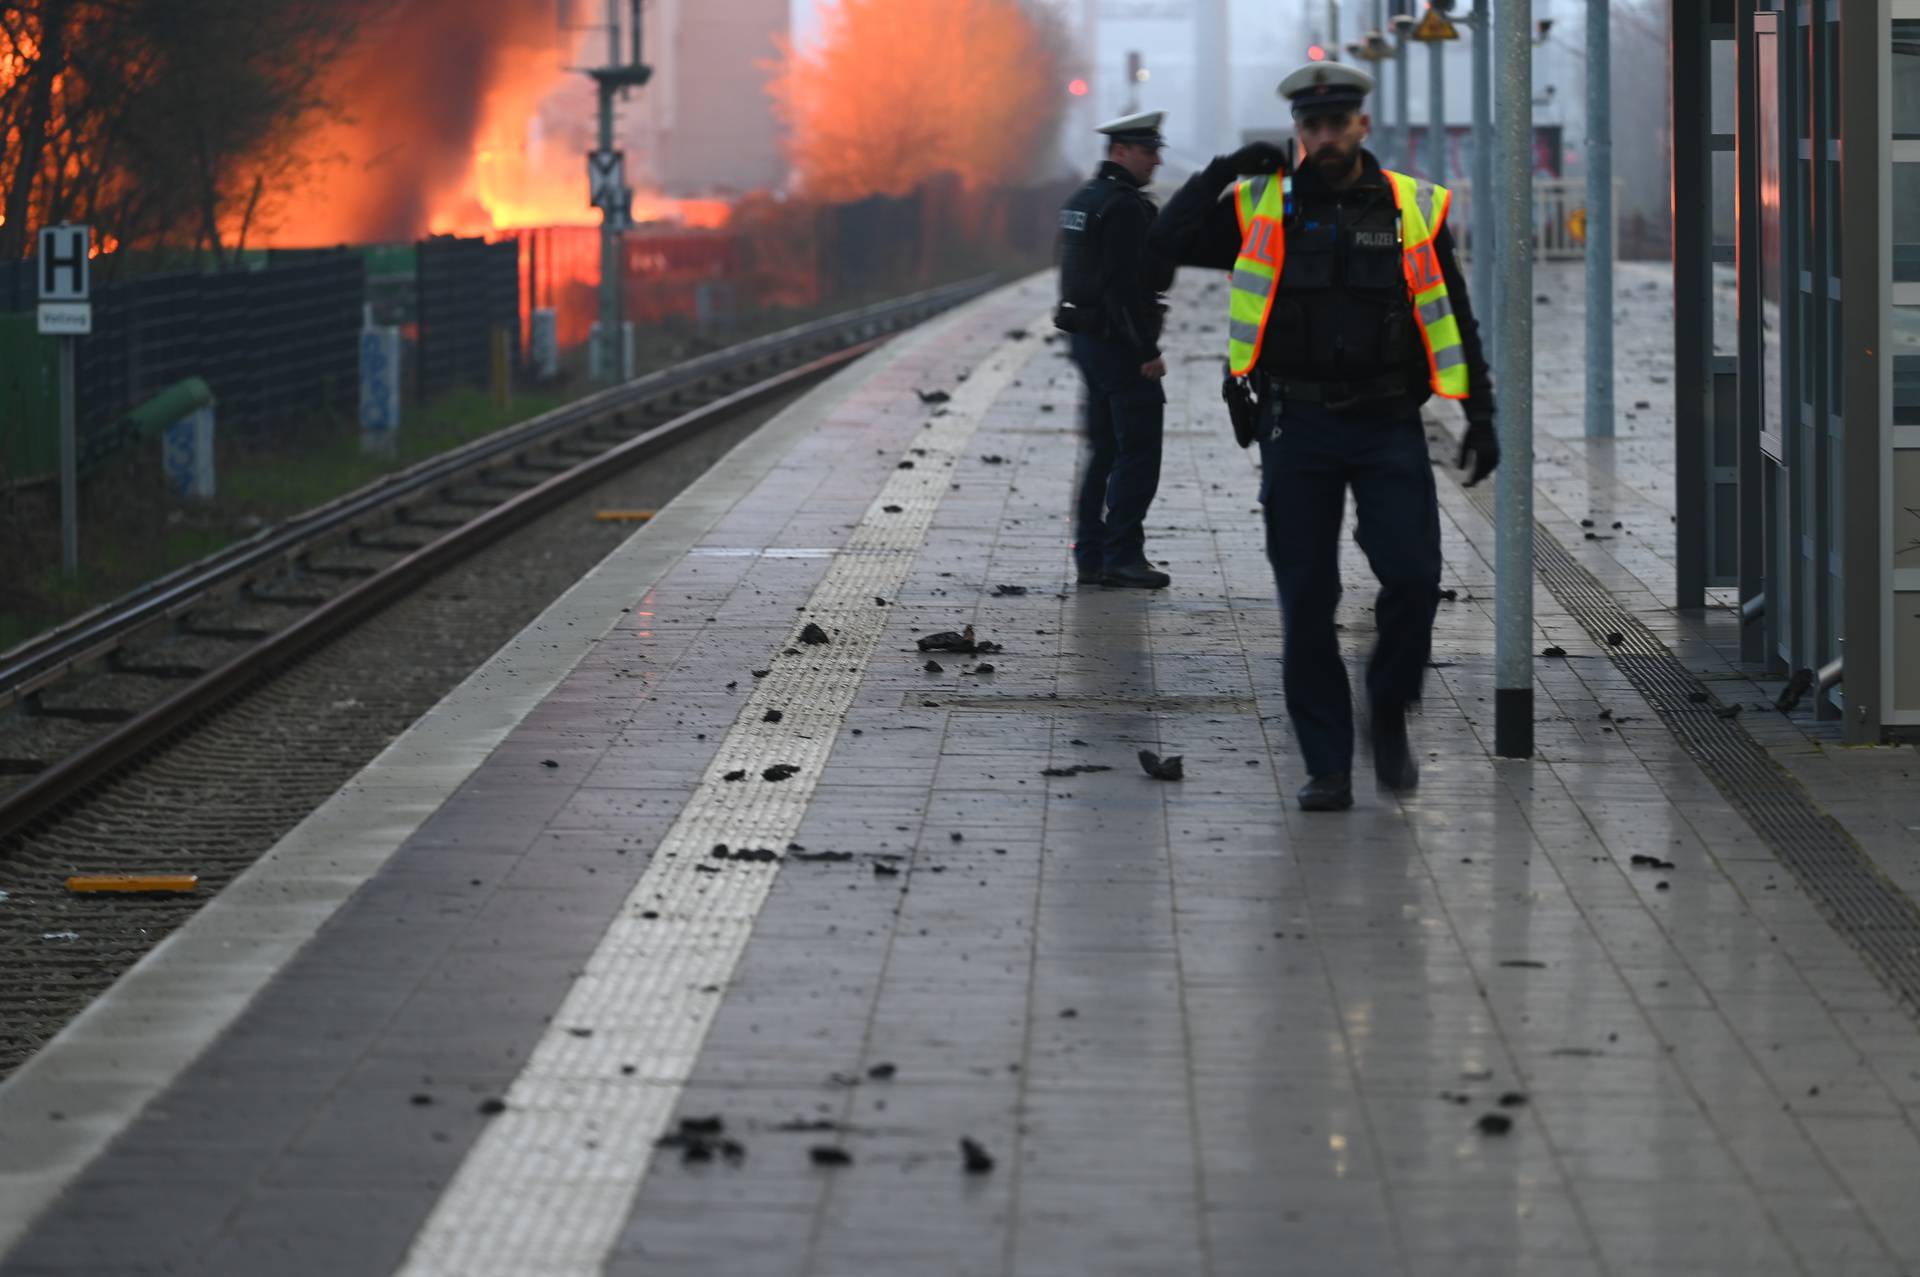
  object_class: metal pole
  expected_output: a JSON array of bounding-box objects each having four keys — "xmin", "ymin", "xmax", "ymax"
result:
[
  {"xmin": 1494, "ymin": 0, "xmax": 1534, "ymax": 759},
  {"xmin": 1471, "ymin": 0, "xmax": 1494, "ymax": 361},
  {"xmin": 1329, "ymin": 1, "xmax": 1341, "ymax": 59},
  {"xmin": 58, "ymin": 336, "xmax": 77, "ymax": 577},
  {"xmin": 1427, "ymin": 31, "xmax": 1447, "ymax": 179},
  {"xmin": 1585, "ymin": 0, "xmax": 1614, "ymax": 438},
  {"xmin": 1395, "ymin": 26, "xmax": 1411, "ymax": 169},
  {"xmin": 597, "ymin": 0, "xmax": 623, "ymax": 384}
]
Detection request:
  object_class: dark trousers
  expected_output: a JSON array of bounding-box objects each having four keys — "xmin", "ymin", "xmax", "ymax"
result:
[
  {"xmin": 1070, "ymin": 332, "xmax": 1165, "ymax": 572},
  {"xmin": 1258, "ymin": 399, "xmax": 1442, "ymax": 780}
]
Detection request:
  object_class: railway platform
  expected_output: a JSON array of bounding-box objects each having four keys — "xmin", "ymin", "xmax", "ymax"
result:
[{"xmin": 1, "ymin": 268, "xmax": 1918, "ymax": 1277}]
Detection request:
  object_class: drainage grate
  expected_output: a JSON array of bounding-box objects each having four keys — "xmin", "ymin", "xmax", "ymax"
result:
[{"xmin": 1461, "ymin": 482, "xmax": 1920, "ymax": 1015}]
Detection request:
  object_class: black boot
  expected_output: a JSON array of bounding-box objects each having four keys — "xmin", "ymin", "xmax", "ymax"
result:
[
  {"xmin": 1371, "ymin": 706, "xmax": 1420, "ymax": 793},
  {"xmin": 1101, "ymin": 562, "xmax": 1171, "ymax": 589},
  {"xmin": 1296, "ymin": 773, "xmax": 1353, "ymax": 811}
]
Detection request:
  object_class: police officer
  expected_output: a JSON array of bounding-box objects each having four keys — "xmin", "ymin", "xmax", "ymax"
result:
[
  {"xmin": 1055, "ymin": 111, "xmax": 1178, "ymax": 589},
  {"xmin": 1150, "ymin": 63, "xmax": 1499, "ymax": 811}
]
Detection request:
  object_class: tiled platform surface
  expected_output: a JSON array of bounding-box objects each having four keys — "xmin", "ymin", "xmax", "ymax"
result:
[{"xmin": 2, "ymin": 266, "xmax": 1918, "ymax": 1277}]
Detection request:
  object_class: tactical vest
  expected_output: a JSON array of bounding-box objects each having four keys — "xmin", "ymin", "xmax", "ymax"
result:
[{"xmin": 1227, "ymin": 168, "xmax": 1469, "ymax": 400}]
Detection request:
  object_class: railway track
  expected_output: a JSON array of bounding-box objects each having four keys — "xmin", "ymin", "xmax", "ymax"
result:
[{"xmin": 0, "ymin": 279, "xmax": 989, "ymax": 845}]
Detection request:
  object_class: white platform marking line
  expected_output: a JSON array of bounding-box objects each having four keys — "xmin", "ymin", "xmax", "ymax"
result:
[{"xmin": 395, "ymin": 328, "xmax": 1034, "ymax": 1277}]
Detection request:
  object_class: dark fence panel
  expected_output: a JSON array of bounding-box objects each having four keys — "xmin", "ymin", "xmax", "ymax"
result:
[
  {"xmin": 416, "ymin": 236, "xmax": 520, "ymax": 402},
  {"xmin": 4, "ymin": 251, "xmax": 363, "ymax": 451}
]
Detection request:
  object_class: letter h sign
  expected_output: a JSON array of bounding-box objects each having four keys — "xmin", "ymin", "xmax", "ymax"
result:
[{"xmin": 39, "ymin": 225, "xmax": 90, "ymax": 301}]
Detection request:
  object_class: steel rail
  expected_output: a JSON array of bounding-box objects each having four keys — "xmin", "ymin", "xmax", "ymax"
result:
[
  {"xmin": 0, "ymin": 277, "xmax": 992, "ymax": 707},
  {"xmin": 0, "ymin": 339, "xmax": 891, "ymax": 847}
]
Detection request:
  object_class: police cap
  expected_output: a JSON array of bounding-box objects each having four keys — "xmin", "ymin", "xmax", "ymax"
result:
[
  {"xmin": 1095, "ymin": 110, "xmax": 1166, "ymax": 149},
  {"xmin": 1275, "ymin": 62, "xmax": 1374, "ymax": 119}
]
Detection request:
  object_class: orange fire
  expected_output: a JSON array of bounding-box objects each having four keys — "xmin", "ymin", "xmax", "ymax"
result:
[
  {"xmin": 768, "ymin": 0, "xmax": 1066, "ymax": 201},
  {"xmin": 260, "ymin": 2, "xmax": 729, "ymax": 249}
]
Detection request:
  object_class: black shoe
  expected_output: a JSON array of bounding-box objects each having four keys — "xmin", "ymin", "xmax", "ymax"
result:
[
  {"xmin": 1076, "ymin": 566, "xmax": 1103, "ymax": 585},
  {"xmin": 1371, "ymin": 707, "xmax": 1420, "ymax": 793},
  {"xmin": 1101, "ymin": 563, "xmax": 1171, "ymax": 589},
  {"xmin": 1296, "ymin": 773, "xmax": 1354, "ymax": 811}
]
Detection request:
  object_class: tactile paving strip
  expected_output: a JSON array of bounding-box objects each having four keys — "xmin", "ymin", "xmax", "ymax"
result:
[
  {"xmin": 394, "ymin": 326, "xmax": 1036, "ymax": 1277},
  {"xmin": 1460, "ymin": 481, "xmax": 1920, "ymax": 1017}
]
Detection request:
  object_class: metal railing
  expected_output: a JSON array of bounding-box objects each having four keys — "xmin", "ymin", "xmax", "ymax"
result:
[{"xmin": 1448, "ymin": 177, "xmax": 1622, "ymax": 261}]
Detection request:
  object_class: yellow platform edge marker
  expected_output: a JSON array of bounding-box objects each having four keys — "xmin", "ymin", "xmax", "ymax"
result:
[
  {"xmin": 66, "ymin": 874, "xmax": 199, "ymax": 894},
  {"xmin": 593, "ymin": 510, "xmax": 657, "ymax": 523}
]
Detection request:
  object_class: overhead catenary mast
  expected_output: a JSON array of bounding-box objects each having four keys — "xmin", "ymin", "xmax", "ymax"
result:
[{"xmin": 586, "ymin": 0, "xmax": 652, "ymax": 384}]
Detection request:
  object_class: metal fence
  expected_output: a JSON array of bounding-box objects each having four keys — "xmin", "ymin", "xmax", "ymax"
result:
[
  {"xmin": 0, "ymin": 251, "xmax": 364, "ymax": 467},
  {"xmin": 1450, "ymin": 178, "xmax": 1620, "ymax": 261},
  {"xmin": 416, "ymin": 236, "xmax": 520, "ymax": 403}
]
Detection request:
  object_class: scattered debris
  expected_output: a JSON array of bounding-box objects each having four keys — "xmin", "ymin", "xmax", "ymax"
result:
[
  {"xmin": 1040, "ymin": 764, "xmax": 1113, "ymax": 778},
  {"xmin": 1059, "ymin": 1007, "xmax": 1079, "ymax": 1019},
  {"xmin": 1498, "ymin": 960, "xmax": 1548, "ymax": 969},
  {"xmin": 711, "ymin": 846, "xmax": 781, "ymax": 863},
  {"xmin": 477, "ymin": 1098, "xmax": 508, "ymax": 1116},
  {"xmin": 917, "ymin": 625, "xmax": 1001, "ymax": 655},
  {"xmin": 1713, "ymin": 703, "xmax": 1744, "ymax": 720},
  {"xmin": 790, "ymin": 850, "xmax": 854, "ymax": 863},
  {"xmin": 1541, "ymin": 646, "xmax": 1569, "ymax": 658},
  {"xmin": 1549, "ymin": 1047, "xmax": 1605, "ymax": 1058},
  {"xmin": 968, "ymin": 663, "xmax": 996, "ymax": 675},
  {"xmin": 1137, "ymin": 750, "xmax": 1185, "ymax": 781},
  {"xmin": 723, "ymin": 770, "xmax": 747, "ymax": 782},
  {"xmin": 410, "ymin": 1093, "xmax": 433, "ymax": 1106},
  {"xmin": 873, "ymin": 861, "xmax": 901, "ymax": 877},
  {"xmin": 799, "ymin": 623, "xmax": 831, "ymax": 645},
  {"xmin": 1438, "ymin": 1091, "xmax": 1474, "ymax": 1106},
  {"xmin": 541, "ymin": 759, "xmax": 559, "ymax": 769},
  {"xmin": 656, "ymin": 1115, "xmax": 746, "ymax": 1165},
  {"xmin": 915, "ymin": 389, "xmax": 951, "ymax": 404},
  {"xmin": 924, "ymin": 660, "xmax": 945, "ymax": 673},
  {"xmin": 991, "ymin": 584, "xmax": 1028, "ymax": 597},
  {"xmin": 1476, "ymin": 1113, "xmax": 1514, "ymax": 1136},
  {"xmin": 809, "ymin": 1146, "xmax": 853, "ymax": 1167},
  {"xmin": 1005, "ymin": 328, "xmax": 1031, "ymax": 340},
  {"xmin": 763, "ymin": 709, "xmax": 784, "ymax": 723},
  {"xmin": 1437, "ymin": 588, "xmax": 1458, "ymax": 602},
  {"xmin": 1775, "ymin": 667, "xmax": 1814, "ymax": 713},
  {"xmin": 762, "ymin": 763, "xmax": 801, "ymax": 782},
  {"xmin": 774, "ymin": 1118, "xmax": 841, "ymax": 1132},
  {"xmin": 960, "ymin": 1137, "xmax": 996, "ymax": 1174},
  {"xmin": 882, "ymin": 504, "xmax": 904, "ymax": 513},
  {"xmin": 1606, "ymin": 632, "xmax": 1626, "ymax": 647},
  {"xmin": 867, "ymin": 1062, "xmax": 898, "ymax": 1080},
  {"xmin": 40, "ymin": 931, "xmax": 80, "ymax": 943},
  {"xmin": 1498, "ymin": 1092, "xmax": 1529, "ymax": 1108},
  {"xmin": 751, "ymin": 669, "xmax": 770, "ymax": 678},
  {"xmin": 980, "ymin": 454, "xmax": 1008, "ymax": 464},
  {"xmin": 898, "ymin": 460, "xmax": 916, "ymax": 470},
  {"xmin": 1630, "ymin": 854, "xmax": 1677, "ymax": 871}
]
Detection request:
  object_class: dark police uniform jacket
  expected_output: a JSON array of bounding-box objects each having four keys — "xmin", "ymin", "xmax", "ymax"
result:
[
  {"xmin": 1056, "ymin": 161, "xmax": 1178, "ymax": 364},
  {"xmin": 1150, "ymin": 149, "xmax": 1495, "ymax": 421}
]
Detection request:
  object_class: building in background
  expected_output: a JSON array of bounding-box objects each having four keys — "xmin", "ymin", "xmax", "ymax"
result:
[{"xmin": 635, "ymin": 0, "xmax": 790, "ymax": 194}]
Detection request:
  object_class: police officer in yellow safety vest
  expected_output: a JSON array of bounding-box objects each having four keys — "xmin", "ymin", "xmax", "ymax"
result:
[{"xmin": 1150, "ymin": 61, "xmax": 1500, "ymax": 813}]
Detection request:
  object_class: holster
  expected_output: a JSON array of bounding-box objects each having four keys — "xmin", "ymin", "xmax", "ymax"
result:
[{"xmin": 1221, "ymin": 364, "xmax": 1258, "ymax": 449}]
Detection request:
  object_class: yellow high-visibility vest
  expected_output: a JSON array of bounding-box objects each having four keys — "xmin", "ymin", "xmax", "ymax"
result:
[{"xmin": 1227, "ymin": 168, "xmax": 1470, "ymax": 401}]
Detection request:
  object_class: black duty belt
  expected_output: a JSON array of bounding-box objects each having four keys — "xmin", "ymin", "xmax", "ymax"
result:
[{"xmin": 1257, "ymin": 370, "xmax": 1416, "ymax": 409}]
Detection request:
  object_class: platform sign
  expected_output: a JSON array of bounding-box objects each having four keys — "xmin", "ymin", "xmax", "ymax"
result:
[
  {"xmin": 36, "ymin": 302, "xmax": 92, "ymax": 335},
  {"xmin": 1413, "ymin": 7, "xmax": 1459, "ymax": 40},
  {"xmin": 38, "ymin": 225, "xmax": 90, "ymax": 300},
  {"xmin": 38, "ymin": 223, "xmax": 91, "ymax": 577},
  {"xmin": 588, "ymin": 150, "xmax": 625, "ymax": 208}
]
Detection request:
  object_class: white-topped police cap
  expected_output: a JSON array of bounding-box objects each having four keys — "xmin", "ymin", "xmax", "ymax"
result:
[
  {"xmin": 1095, "ymin": 110, "xmax": 1166, "ymax": 148},
  {"xmin": 1276, "ymin": 62, "xmax": 1375, "ymax": 116}
]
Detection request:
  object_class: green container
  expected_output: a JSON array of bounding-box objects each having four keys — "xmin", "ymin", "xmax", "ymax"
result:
[{"xmin": 0, "ymin": 314, "xmax": 58, "ymax": 485}]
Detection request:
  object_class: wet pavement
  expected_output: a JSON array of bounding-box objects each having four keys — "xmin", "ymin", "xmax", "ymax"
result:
[{"xmin": 1, "ymin": 267, "xmax": 1918, "ymax": 1277}]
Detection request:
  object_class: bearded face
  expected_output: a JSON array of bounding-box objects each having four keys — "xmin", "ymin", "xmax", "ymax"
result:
[{"xmin": 1297, "ymin": 110, "xmax": 1369, "ymax": 182}]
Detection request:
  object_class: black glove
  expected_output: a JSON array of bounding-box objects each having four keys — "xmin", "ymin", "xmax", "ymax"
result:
[
  {"xmin": 1457, "ymin": 417, "xmax": 1500, "ymax": 487},
  {"xmin": 1224, "ymin": 141, "xmax": 1289, "ymax": 176}
]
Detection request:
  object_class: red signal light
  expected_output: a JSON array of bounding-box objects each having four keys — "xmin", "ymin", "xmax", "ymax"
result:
[
  {"xmin": 1068, "ymin": 78, "xmax": 1089, "ymax": 96},
  {"xmin": 1307, "ymin": 44, "xmax": 1327, "ymax": 61}
]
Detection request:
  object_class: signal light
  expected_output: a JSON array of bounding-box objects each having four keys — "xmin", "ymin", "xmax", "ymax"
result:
[
  {"xmin": 1307, "ymin": 44, "xmax": 1327, "ymax": 61},
  {"xmin": 1068, "ymin": 78, "xmax": 1089, "ymax": 96}
]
